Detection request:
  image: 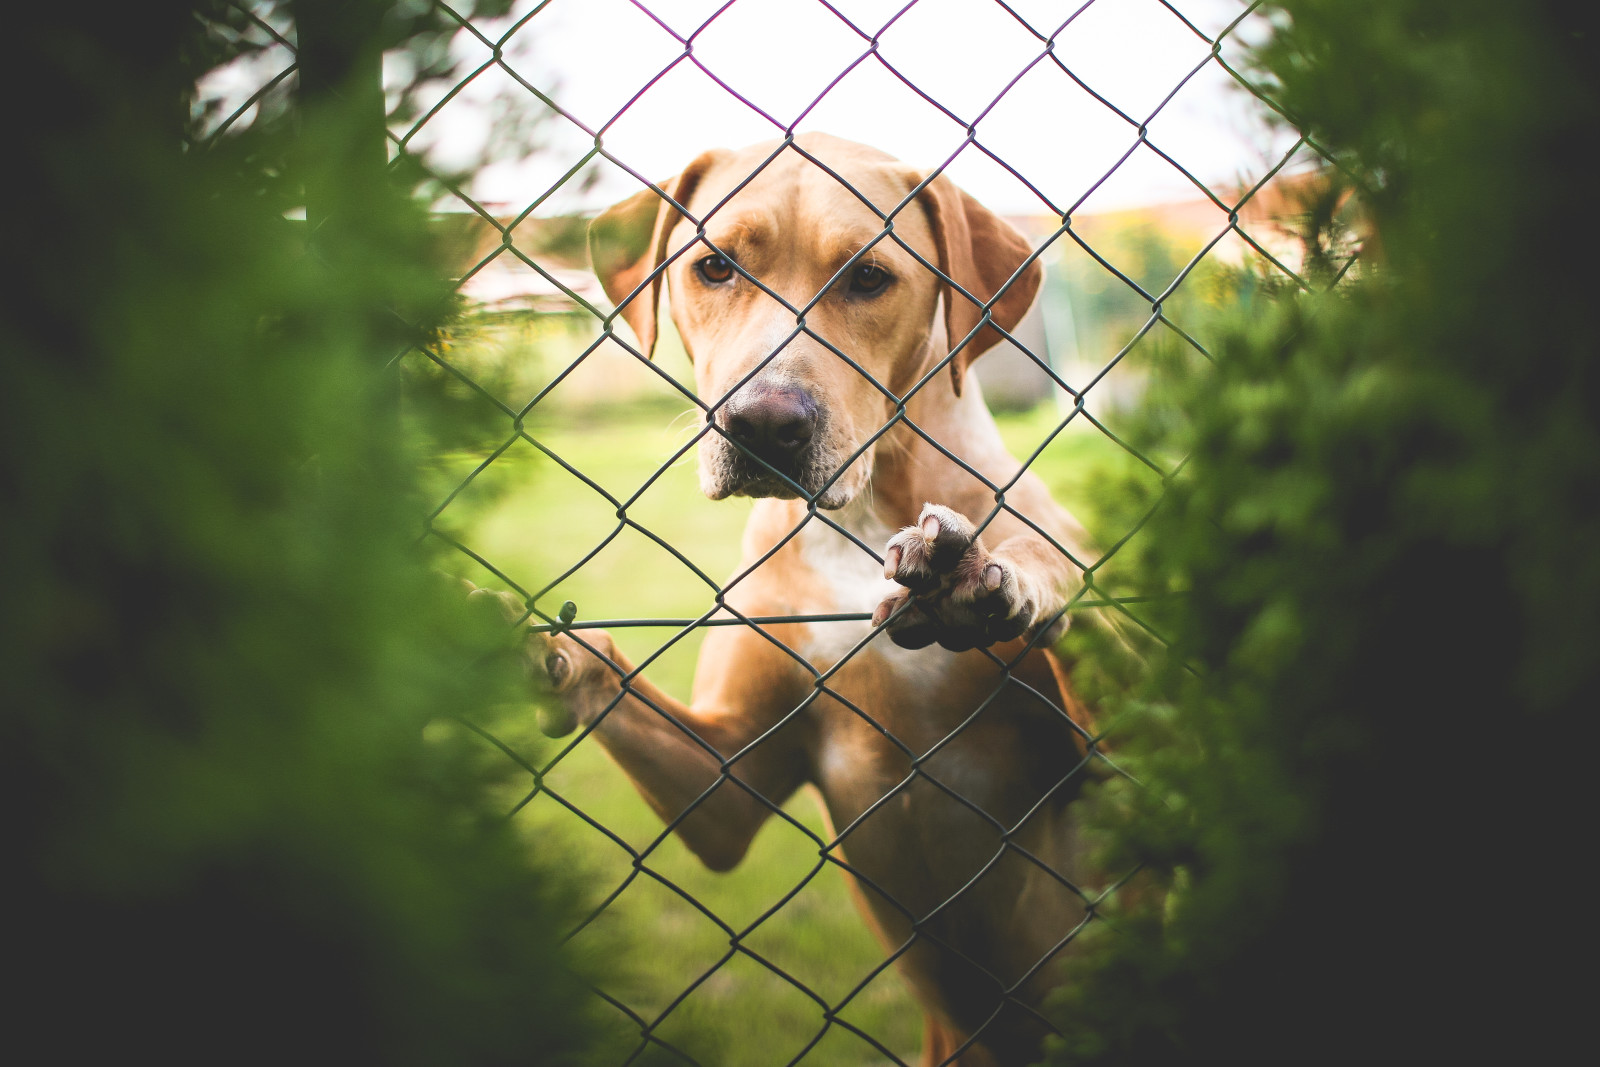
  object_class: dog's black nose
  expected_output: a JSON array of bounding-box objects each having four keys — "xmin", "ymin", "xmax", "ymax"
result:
[{"xmin": 720, "ymin": 384, "xmax": 818, "ymax": 466}]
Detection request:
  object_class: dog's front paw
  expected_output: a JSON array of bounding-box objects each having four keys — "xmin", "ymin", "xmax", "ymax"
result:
[
  {"xmin": 524, "ymin": 628, "xmax": 601, "ymax": 738},
  {"xmin": 871, "ymin": 504, "xmax": 1040, "ymax": 652},
  {"xmin": 465, "ymin": 586, "xmax": 604, "ymax": 737}
]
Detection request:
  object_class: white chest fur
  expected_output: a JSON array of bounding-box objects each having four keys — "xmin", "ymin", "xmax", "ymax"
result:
[{"xmin": 793, "ymin": 500, "xmax": 957, "ymax": 691}]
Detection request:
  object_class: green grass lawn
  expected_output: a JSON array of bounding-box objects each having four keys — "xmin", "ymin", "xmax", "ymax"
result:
[{"xmin": 425, "ymin": 388, "xmax": 1157, "ymax": 1066}]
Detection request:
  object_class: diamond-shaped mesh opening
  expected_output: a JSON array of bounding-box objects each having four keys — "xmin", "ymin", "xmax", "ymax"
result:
[
  {"xmin": 582, "ymin": 865, "xmax": 740, "ymax": 1023},
  {"xmin": 882, "ymin": 0, "xmax": 1056, "ymax": 118},
  {"xmin": 691, "ymin": 0, "xmax": 875, "ymax": 123},
  {"xmin": 1058, "ymin": 0, "xmax": 1219, "ymax": 119},
  {"xmin": 648, "ymin": 950, "xmax": 840, "ymax": 1066},
  {"xmin": 818, "ymin": 953, "xmax": 926, "ymax": 1065},
  {"xmin": 223, "ymin": 0, "xmax": 1353, "ymax": 1060},
  {"xmin": 736, "ymin": 848, "xmax": 912, "ymax": 1008}
]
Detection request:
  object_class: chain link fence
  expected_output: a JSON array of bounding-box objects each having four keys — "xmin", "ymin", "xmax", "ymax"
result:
[{"xmin": 203, "ymin": 2, "xmax": 1349, "ymax": 1062}]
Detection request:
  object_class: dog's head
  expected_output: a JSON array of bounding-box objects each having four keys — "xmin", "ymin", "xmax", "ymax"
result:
[{"xmin": 589, "ymin": 133, "xmax": 1040, "ymax": 509}]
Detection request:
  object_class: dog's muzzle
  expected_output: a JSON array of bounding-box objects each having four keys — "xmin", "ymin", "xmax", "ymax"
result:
[{"xmin": 704, "ymin": 382, "xmax": 839, "ymax": 503}]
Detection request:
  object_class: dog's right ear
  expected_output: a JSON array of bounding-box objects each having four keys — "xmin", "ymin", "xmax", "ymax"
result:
[{"xmin": 588, "ymin": 150, "xmax": 728, "ymax": 358}]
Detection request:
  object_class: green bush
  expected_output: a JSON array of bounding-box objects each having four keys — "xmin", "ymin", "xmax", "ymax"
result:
[
  {"xmin": 1046, "ymin": 3, "xmax": 1596, "ymax": 1062},
  {"xmin": 2, "ymin": 3, "xmax": 602, "ymax": 1061}
]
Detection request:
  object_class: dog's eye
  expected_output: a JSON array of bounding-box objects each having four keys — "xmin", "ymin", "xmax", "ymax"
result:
[
  {"xmin": 850, "ymin": 263, "xmax": 890, "ymax": 294},
  {"xmin": 696, "ymin": 254, "xmax": 735, "ymax": 284}
]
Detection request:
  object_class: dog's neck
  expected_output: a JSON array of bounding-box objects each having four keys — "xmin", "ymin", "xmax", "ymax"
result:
[{"xmin": 844, "ymin": 361, "xmax": 1014, "ymax": 534}]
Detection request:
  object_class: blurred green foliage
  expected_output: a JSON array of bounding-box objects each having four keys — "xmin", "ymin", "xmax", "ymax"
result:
[
  {"xmin": 1, "ymin": 3, "xmax": 608, "ymax": 1061},
  {"xmin": 1044, "ymin": 2, "xmax": 1596, "ymax": 1063}
]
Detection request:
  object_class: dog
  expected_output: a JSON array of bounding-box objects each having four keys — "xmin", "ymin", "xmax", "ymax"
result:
[{"xmin": 498, "ymin": 133, "xmax": 1114, "ymax": 1066}]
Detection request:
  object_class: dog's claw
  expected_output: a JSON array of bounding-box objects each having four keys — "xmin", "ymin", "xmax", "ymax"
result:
[
  {"xmin": 981, "ymin": 563, "xmax": 1003, "ymax": 593},
  {"xmin": 873, "ymin": 504, "xmax": 1038, "ymax": 651},
  {"xmin": 542, "ymin": 644, "xmax": 572, "ymax": 690}
]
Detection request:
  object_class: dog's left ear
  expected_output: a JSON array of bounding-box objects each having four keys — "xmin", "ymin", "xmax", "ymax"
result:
[
  {"xmin": 911, "ymin": 172, "xmax": 1043, "ymax": 396},
  {"xmin": 588, "ymin": 149, "xmax": 729, "ymax": 358}
]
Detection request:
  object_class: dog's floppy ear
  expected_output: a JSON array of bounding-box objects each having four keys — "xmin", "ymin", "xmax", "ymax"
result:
[
  {"xmin": 912, "ymin": 172, "xmax": 1042, "ymax": 396},
  {"xmin": 588, "ymin": 150, "xmax": 728, "ymax": 358}
]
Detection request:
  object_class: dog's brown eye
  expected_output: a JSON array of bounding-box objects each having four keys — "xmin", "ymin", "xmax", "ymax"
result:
[
  {"xmin": 850, "ymin": 263, "xmax": 889, "ymax": 293},
  {"xmin": 696, "ymin": 254, "xmax": 735, "ymax": 284}
]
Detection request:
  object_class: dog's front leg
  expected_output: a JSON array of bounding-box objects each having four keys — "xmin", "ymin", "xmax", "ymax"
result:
[
  {"xmin": 471, "ymin": 589, "xmax": 809, "ymax": 871},
  {"xmin": 870, "ymin": 503, "xmax": 1076, "ymax": 653}
]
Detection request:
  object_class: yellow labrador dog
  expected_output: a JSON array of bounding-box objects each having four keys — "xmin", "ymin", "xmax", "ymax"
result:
[{"xmin": 509, "ymin": 133, "xmax": 1108, "ymax": 1065}]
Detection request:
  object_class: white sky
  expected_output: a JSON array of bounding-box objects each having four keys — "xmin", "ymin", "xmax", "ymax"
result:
[
  {"xmin": 397, "ymin": 0, "xmax": 1294, "ymax": 218},
  {"xmin": 198, "ymin": 0, "xmax": 1295, "ymax": 218}
]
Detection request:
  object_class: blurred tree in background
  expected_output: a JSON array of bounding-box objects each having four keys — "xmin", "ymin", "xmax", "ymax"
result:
[
  {"xmin": 1047, "ymin": 1, "xmax": 1596, "ymax": 1063},
  {"xmin": 2, "ymin": 2, "xmax": 603, "ymax": 1061}
]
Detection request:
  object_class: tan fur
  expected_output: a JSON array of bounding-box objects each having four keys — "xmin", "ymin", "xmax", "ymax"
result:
[{"xmin": 527, "ymin": 133, "xmax": 1105, "ymax": 1065}]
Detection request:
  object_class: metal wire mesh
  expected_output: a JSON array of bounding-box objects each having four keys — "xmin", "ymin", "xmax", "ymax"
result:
[{"xmin": 207, "ymin": 2, "xmax": 1351, "ymax": 1062}]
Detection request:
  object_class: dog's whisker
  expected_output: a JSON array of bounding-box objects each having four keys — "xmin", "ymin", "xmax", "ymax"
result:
[{"xmin": 664, "ymin": 405, "xmax": 702, "ymax": 443}]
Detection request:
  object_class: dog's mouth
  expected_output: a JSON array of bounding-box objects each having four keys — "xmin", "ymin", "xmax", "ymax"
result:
[{"xmin": 698, "ymin": 430, "xmax": 866, "ymax": 510}]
